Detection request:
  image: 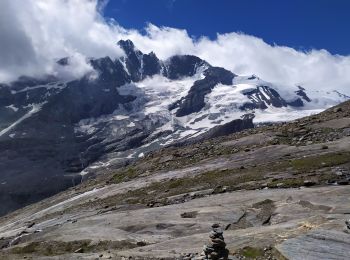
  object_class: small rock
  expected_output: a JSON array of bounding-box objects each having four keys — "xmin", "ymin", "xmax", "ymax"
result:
[
  {"xmin": 346, "ymin": 220, "xmax": 350, "ymax": 230},
  {"xmin": 303, "ymin": 180, "xmax": 316, "ymax": 187},
  {"xmin": 326, "ymin": 179, "xmax": 337, "ymax": 185},
  {"xmin": 181, "ymin": 211, "xmax": 198, "ymax": 218},
  {"xmin": 286, "ymin": 196, "xmax": 293, "ymax": 202},
  {"xmin": 335, "ymin": 171, "xmax": 344, "ymax": 176},
  {"xmin": 321, "ymin": 145, "xmax": 329, "ymax": 150},
  {"xmin": 337, "ymin": 180, "xmax": 349, "ymax": 185},
  {"xmin": 333, "ymin": 107, "xmax": 342, "ymax": 113},
  {"xmin": 159, "ymin": 155, "xmax": 174, "ymax": 163},
  {"xmin": 136, "ymin": 241, "xmax": 147, "ymax": 246},
  {"xmin": 26, "ymin": 222, "xmax": 35, "ymax": 228}
]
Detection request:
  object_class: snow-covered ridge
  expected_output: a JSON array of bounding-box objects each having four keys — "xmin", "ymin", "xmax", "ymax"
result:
[
  {"xmin": 77, "ymin": 70, "xmax": 347, "ymax": 175},
  {"xmin": 100, "ymin": 71, "xmax": 348, "ymax": 149}
]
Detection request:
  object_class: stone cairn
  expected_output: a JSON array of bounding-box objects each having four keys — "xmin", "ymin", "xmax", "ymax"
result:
[{"xmin": 199, "ymin": 223, "xmax": 229, "ymax": 260}]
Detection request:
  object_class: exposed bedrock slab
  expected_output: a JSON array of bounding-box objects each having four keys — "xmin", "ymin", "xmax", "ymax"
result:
[{"xmin": 276, "ymin": 229, "xmax": 350, "ymax": 260}]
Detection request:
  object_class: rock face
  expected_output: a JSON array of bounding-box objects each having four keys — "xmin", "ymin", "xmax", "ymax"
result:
[
  {"xmin": 240, "ymin": 85, "xmax": 305, "ymax": 110},
  {"xmin": 190, "ymin": 118, "xmax": 255, "ymax": 143},
  {"xmin": 200, "ymin": 224, "xmax": 229, "ymax": 260},
  {"xmin": 164, "ymin": 55, "xmax": 208, "ymax": 80},
  {"xmin": 118, "ymin": 39, "xmax": 162, "ymax": 81},
  {"xmin": 0, "ymin": 39, "xmax": 347, "ymax": 216},
  {"xmin": 174, "ymin": 67, "xmax": 235, "ymax": 116},
  {"xmin": 276, "ymin": 230, "xmax": 350, "ymax": 260},
  {"xmin": 295, "ymin": 86, "xmax": 312, "ymax": 102}
]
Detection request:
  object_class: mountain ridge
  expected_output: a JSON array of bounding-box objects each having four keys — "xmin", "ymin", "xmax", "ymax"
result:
[{"xmin": 0, "ymin": 39, "xmax": 348, "ymax": 216}]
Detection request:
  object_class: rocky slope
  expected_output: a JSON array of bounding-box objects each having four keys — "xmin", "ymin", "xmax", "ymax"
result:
[
  {"xmin": 0, "ymin": 101, "xmax": 350, "ymax": 259},
  {"xmin": 1, "ymin": 40, "xmax": 349, "ymax": 216}
]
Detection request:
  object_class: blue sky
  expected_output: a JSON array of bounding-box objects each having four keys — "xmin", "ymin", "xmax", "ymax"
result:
[{"xmin": 104, "ymin": 0, "xmax": 350, "ymax": 55}]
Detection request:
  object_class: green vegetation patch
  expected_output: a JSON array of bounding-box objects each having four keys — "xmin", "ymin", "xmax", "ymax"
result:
[
  {"xmin": 112, "ymin": 167, "xmax": 139, "ymax": 184},
  {"xmin": 291, "ymin": 152, "xmax": 350, "ymax": 172},
  {"xmin": 240, "ymin": 246, "xmax": 265, "ymax": 258},
  {"xmin": 10, "ymin": 239, "xmax": 139, "ymax": 256},
  {"xmin": 267, "ymin": 178, "xmax": 305, "ymax": 188},
  {"xmin": 234, "ymin": 246, "xmax": 288, "ymax": 260}
]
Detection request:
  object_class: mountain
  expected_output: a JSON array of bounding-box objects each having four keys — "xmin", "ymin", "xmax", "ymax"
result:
[
  {"xmin": 1, "ymin": 100, "xmax": 350, "ymax": 259},
  {"xmin": 0, "ymin": 40, "xmax": 348, "ymax": 216}
]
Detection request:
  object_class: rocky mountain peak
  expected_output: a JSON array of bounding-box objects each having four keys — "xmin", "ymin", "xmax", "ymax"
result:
[
  {"xmin": 117, "ymin": 39, "xmax": 136, "ymax": 54},
  {"xmin": 164, "ymin": 55, "xmax": 209, "ymax": 80},
  {"xmin": 56, "ymin": 57, "xmax": 70, "ymax": 66}
]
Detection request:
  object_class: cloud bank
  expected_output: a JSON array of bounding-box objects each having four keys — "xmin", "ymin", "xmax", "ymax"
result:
[
  {"xmin": 0, "ymin": 0, "xmax": 349, "ymax": 95},
  {"xmin": 0, "ymin": 0, "xmax": 123, "ymax": 82}
]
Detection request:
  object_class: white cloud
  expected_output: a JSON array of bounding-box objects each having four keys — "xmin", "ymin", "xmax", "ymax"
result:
[
  {"xmin": 0, "ymin": 0, "xmax": 349, "ymax": 96},
  {"xmin": 0, "ymin": 0, "xmax": 123, "ymax": 82},
  {"xmin": 126, "ymin": 27, "xmax": 350, "ymax": 94},
  {"xmin": 121, "ymin": 24, "xmax": 196, "ymax": 59},
  {"xmin": 197, "ymin": 34, "xmax": 350, "ymax": 94}
]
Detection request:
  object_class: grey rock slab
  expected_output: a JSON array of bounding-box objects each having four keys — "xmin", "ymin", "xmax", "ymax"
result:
[
  {"xmin": 276, "ymin": 229, "xmax": 350, "ymax": 260},
  {"xmin": 2, "ymin": 185, "xmax": 350, "ymax": 259},
  {"xmin": 221, "ymin": 132, "xmax": 275, "ymax": 147},
  {"xmin": 311, "ymin": 118, "xmax": 350, "ymax": 129}
]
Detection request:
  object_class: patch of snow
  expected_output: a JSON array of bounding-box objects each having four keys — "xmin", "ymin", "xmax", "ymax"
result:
[
  {"xmin": 32, "ymin": 187, "xmax": 102, "ymax": 217},
  {"xmin": 112, "ymin": 115, "xmax": 129, "ymax": 120},
  {"xmin": 5, "ymin": 105, "xmax": 19, "ymax": 112},
  {"xmin": 0, "ymin": 103, "xmax": 44, "ymax": 137},
  {"xmin": 259, "ymin": 87, "xmax": 271, "ymax": 100},
  {"xmin": 234, "ymin": 83, "xmax": 258, "ymax": 94},
  {"xmin": 75, "ymin": 123, "xmax": 96, "ymax": 135},
  {"xmin": 126, "ymin": 152, "xmax": 136, "ymax": 159},
  {"xmin": 127, "ymin": 122, "xmax": 136, "ymax": 127},
  {"xmin": 120, "ymin": 58, "xmax": 130, "ymax": 76},
  {"xmin": 304, "ymin": 89, "xmax": 349, "ymax": 108},
  {"xmin": 120, "ymin": 73, "xmax": 202, "ymax": 116},
  {"xmin": 80, "ymin": 170, "xmax": 89, "ymax": 176},
  {"xmin": 10, "ymin": 82, "xmax": 66, "ymax": 95},
  {"xmin": 253, "ymin": 107, "xmax": 324, "ymax": 123}
]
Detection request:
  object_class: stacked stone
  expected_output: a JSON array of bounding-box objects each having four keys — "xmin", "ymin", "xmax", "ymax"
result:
[{"xmin": 201, "ymin": 224, "xmax": 229, "ymax": 260}]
